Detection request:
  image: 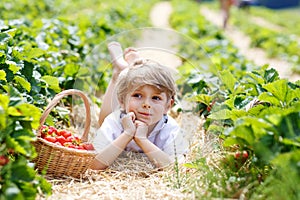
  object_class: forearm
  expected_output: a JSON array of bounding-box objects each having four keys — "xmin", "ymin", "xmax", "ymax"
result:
[
  {"xmin": 91, "ymin": 132, "xmax": 132, "ymax": 170},
  {"xmin": 135, "ymin": 139, "xmax": 172, "ymax": 168}
]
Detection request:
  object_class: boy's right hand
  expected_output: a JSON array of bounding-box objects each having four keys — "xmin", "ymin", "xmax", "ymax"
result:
[{"xmin": 121, "ymin": 112, "xmax": 136, "ymax": 137}]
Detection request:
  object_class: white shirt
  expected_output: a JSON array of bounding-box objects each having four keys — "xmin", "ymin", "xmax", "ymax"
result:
[{"xmin": 93, "ymin": 110, "xmax": 189, "ymax": 161}]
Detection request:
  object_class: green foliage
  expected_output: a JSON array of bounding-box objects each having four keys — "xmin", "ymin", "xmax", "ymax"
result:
[
  {"xmin": 0, "ymin": 0, "xmax": 158, "ymax": 198},
  {"xmin": 208, "ymin": 67, "xmax": 300, "ymax": 198},
  {"xmin": 251, "ymin": 150, "xmax": 300, "ymax": 200},
  {"xmin": 0, "ymin": 89, "xmax": 52, "ymax": 199},
  {"xmin": 170, "ymin": 0, "xmax": 300, "ymax": 198}
]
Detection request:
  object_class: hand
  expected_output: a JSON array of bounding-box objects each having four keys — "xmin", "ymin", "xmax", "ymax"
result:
[
  {"xmin": 121, "ymin": 112, "xmax": 136, "ymax": 137},
  {"xmin": 134, "ymin": 120, "xmax": 148, "ymax": 141}
]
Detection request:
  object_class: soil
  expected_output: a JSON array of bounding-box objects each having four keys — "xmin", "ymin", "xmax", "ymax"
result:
[{"xmin": 133, "ymin": 2, "xmax": 182, "ymax": 70}]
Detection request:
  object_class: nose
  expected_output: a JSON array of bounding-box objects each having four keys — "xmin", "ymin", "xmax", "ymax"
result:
[{"xmin": 142, "ymin": 103, "xmax": 150, "ymax": 109}]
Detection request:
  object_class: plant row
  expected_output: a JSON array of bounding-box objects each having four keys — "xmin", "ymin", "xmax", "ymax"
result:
[
  {"xmin": 230, "ymin": 8, "xmax": 300, "ymax": 74},
  {"xmin": 170, "ymin": 0, "xmax": 300, "ymax": 199},
  {"xmin": 205, "ymin": 1, "xmax": 300, "ymax": 73}
]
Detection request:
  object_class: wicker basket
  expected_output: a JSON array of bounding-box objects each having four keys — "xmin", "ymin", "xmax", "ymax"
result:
[{"xmin": 32, "ymin": 89, "xmax": 97, "ymax": 178}]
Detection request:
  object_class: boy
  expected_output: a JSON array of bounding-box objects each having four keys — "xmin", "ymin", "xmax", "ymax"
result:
[{"xmin": 91, "ymin": 42, "xmax": 188, "ymax": 170}]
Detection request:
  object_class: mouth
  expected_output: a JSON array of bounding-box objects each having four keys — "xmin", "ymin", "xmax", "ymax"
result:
[{"xmin": 138, "ymin": 112, "xmax": 152, "ymax": 117}]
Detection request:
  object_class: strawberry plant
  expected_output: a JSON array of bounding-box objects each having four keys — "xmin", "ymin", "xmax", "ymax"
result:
[
  {"xmin": 207, "ymin": 67, "xmax": 300, "ymax": 198},
  {"xmin": 170, "ymin": 0, "xmax": 300, "ymax": 198},
  {"xmin": 1, "ymin": 0, "xmax": 159, "ymax": 198},
  {"xmin": 0, "ymin": 88, "xmax": 51, "ymax": 199}
]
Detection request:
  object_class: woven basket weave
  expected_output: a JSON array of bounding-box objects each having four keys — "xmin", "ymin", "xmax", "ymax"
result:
[{"xmin": 32, "ymin": 89, "xmax": 97, "ymax": 178}]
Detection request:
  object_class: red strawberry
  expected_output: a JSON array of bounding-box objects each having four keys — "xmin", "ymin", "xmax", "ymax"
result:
[
  {"xmin": 56, "ymin": 136, "xmax": 67, "ymax": 145},
  {"xmin": 81, "ymin": 143, "xmax": 95, "ymax": 150},
  {"xmin": 242, "ymin": 150, "xmax": 249, "ymax": 159},
  {"xmin": 44, "ymin": 136, "xmax": 57, "ymax": 143},
  {"xmin": 0, "ymin": 155, "xmax": 9, "ymax": 166}
]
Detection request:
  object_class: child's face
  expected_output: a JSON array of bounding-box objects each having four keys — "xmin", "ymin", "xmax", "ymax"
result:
[{"xmin": 122, "ymin": 84, "xmax": 172, "ymax": 126}]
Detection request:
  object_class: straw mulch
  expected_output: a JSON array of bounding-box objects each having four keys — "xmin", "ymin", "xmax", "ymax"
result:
[{"xmin": 36, "ymin": 103, "xmax": 220, "ymax": 200}]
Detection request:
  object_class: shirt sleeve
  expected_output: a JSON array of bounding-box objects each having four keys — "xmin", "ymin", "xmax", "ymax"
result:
[{"xmin": 92, "ymin": 112, "xmax": 121, "ymax": 152}]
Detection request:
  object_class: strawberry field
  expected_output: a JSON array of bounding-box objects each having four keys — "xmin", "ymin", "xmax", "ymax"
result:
[{"xmin": 1, "ymin": 0, "xmax": 300, "ymax": 199}]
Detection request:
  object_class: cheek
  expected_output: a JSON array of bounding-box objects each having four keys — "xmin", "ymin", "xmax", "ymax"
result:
[
  {"xmin": 162, "ymin": 101, "xmax": 172, "ymax": 113},
  {"xmin": 153, "ymin": 103, "xmax": 167, "ymax": 114},
  {"xmin": 125, "ymin": 97, "xmax": 139, "ymax": 112}
]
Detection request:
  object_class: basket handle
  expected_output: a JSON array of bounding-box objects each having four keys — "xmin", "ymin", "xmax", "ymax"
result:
[{"xmin": 38, "ymin": 89, "xmax": 91, "ymax": 143}]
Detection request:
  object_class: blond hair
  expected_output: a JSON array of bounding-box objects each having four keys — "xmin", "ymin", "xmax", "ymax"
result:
[{"xmin": 116, "ymin": 60, "xmax": 176, "ymax": 105}]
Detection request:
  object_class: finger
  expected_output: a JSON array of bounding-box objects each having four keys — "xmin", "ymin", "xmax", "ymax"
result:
[
  {"xmin": 121, "ymin": 115, "xmax": 135, "ymax": 130},
  {"xmin": 127, "ymin": 112, "xmax": 136, "ymax": 121},
  {"xmin": 135, "ymin": 120, "xmax": 147, "ymax": 127}
]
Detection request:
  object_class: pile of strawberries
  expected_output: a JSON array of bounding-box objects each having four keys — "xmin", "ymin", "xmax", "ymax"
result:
[{"xmin": 40, "ymin": 125, "xmax": 94, "ymax": 150}]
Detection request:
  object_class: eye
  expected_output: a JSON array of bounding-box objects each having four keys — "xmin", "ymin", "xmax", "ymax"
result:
[
  {"xmin": 152, "ymin": 96, "xmax": 162, "ymax": 101},
  {"xmin": 132, "ymin": 93, "xmax": 142, "ymax": 98}
]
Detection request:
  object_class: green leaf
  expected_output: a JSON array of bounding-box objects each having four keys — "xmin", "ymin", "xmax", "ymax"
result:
[
  {"xmin": 24, "ymin": 48, "xmax": 46, "ymax": 61},
  {"xmin": 208, "ymin": 109, "xmax": 232, "ymax": 120},
  {"xmin": 7, "ymin": 60, "xmax": 21, "ymax": 74},
  {"xmin": 285, "ymin": 88, "xmax": 300, "ymax": 106},
  {"xmin": 6, "ymin": 136, "xmax": 27, "ymax": 155},
  {"xmin": 187, "ymin": 94, "xmax": 212, "ymax": 105},
  {"xmin": 18, "ymin": 182, "xmax": 36, "ymax": 200},
  {"xmin": 22, "ymin": 61, "xmax": 34, "ymax": 80},
  {"xmin": 0, "ymin": 69, "xmax": 6, "ymax": 81},
  {"xmin": 263, "ymin": 79, "xmax": 288, "ymax": 105},
  {"xmin": 0, "ymin": 32, "xmax": 11, "ymax": 43},
  {"xmin": 41, "ymin": 75, "xmax": 61, "ymax": 92},
  {"xmin": 8, "ymin": 107, "xmax": 22, "ymax": 116},
  {"xmin": 247, "ymin": 104, "xmax": 266, "ymax": 116},
  {"xmin": 271, "ymin": 150, "xmax": 300, "ymax": 169},
  {"xmin": 16, "ymin": 103, "xmax": 41, "ymax": 129},
  {"xmin": 0, "ymin": 94, "xmax": 9, "ymax": 129},
  {"xmin": 183, "ymin": 162, "xmax": 199, "ymax": 169},
  {"xmin": 4, "ymin": 183, "xmax": 24, "ymax": 200},
  {"xmin": 242, "ymin": 117, "xmax": 273, "ymax": 138},
  {"xmin": 14, "ymin": 76, "xmax": 31, "ymax": 92},
  {"xmin": 219, "ymin": 70, "xmax": 237, "ymax": 93},
  {"xmin": 7, "ymin": 87, "xmax": 23, "ymax": 107},
  {"xmin": 223, "ymin": 136, "xmax": 241, "ymax": 147},
  {"xmin": 0, "ymin": 52, "xmax": 6, "ymax": 64},
  {"xmin": 64, "ymin": 63, "xmax": 79, "ymax": 77},
  {"xmin": 38, "ymin": 176, "xmax": 52, "ymax": 195},
  {"xmin": 230, "ymin": 109, "xmax": 247, "ymax": 120},
  {"xmin": 4, "ymin": 28, "xmax": 17, "ymax": 37},
  {"xmin": 258, "ymin": 92, "xmax": 281, "ymax": 106},
  {"xmin": 246, "ymin": 71, "xmax": 265, "ymax": 85},
  {"xmin": 264, "ymin": 68, "xmax": 279, "ymax": 83},
  {"xmin": 11, "ymin": 163, "xmax": 35, "ymax": 182},
  {"xmin": 207, "ymin": 123, "xmax": 224, "ymax": 134},
  {"xmin": 224, "ymin": 125, "xmax": 255, "ymax": 146},
  {"xmin": 280, "ymin": 138, "xmax": 300, "ymax": 148}
]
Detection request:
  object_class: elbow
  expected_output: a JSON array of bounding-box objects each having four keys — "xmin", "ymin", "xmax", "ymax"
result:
[
  {"xmin": 89, "ymin": 159, "xmax": 109, "ymax": 170},
  {"xmin": 153, "ymin": 157, "xmax": 173, "ymax": 169}
]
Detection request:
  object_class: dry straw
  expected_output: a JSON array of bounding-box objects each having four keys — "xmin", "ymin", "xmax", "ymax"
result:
[{"xmin": 32, "ymin": 89, "xmax": 97, "ymax": 179}]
